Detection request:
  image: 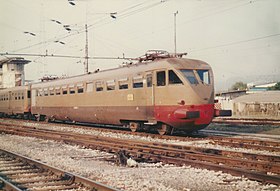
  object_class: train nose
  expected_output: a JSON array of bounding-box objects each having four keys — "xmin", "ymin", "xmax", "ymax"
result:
[{"xmin": 174, "ymin": 109, "xmax": 200, "ymax": 119}]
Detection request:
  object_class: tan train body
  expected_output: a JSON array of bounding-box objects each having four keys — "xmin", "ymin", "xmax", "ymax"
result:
[{"xmin": 1, "ymin": 57, "xmax": 217, "ymax": 132}]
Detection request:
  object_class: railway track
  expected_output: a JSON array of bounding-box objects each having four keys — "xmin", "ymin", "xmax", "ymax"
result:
[
  {"xmin": 0, "ymin": 123, "xmax": 280, "ymax": 185},
  {"xmin": 0, "ymin": 149, "xmax": 118, "ymax": 191}
]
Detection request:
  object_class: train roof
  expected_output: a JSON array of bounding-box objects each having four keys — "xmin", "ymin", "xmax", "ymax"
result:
[{"xmin": 31, "ymin": 57, "xmax": 211, "ymax": 88}]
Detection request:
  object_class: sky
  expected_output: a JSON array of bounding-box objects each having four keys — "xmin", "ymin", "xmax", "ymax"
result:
[{"xmin": 0, "ymin": 0, "xmax": 280, "ymax": 91}]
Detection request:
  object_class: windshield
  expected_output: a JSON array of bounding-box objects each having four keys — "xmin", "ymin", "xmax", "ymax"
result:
[
  {"xmin": 197, "ymin": 70, "xmax": 210, "ymax": 84},
  {"xmin": 180, "ymin": 69, "xmax": 198, "ymax": 85}
]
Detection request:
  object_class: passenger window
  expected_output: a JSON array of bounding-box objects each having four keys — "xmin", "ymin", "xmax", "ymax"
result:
[
  {"xmin": 28, "ymin": 90, "xmax": 31, "ymax": 98},
  {"xmin": 169, "ymin": 70, "xmax": 182, "ymax": 85},
  {"xmin": 69, "ymin": 86, "xmax": 75, "ymax": 94},
  {"xmin": 77, "ymin": 84, "xmax": 84, "ymax": 93},
  {"xmin": 157, "ymin": 71, "xmax": 166, "ymax": 86},
  {"xmin": 96, "ymin": 81, "xmax": 104, "ymax": 92},
  {"xmin": 119, "ymin": 78, "xmax": 129, "ymax": 90},
  {"xmin": 146, "ymin": 74, "xmax": 153, "ymax": 87},
  {"xmin": 86, "ymin": 82, "xmax": 93, "ymax": 92},
  {"xmin": 55, "ymin": 88, "xmax": 61, "ymax": 95},
  {"xmin": 133, "ymin": 76, "xmax": 143, "ymax": 88},
  {"xmin": 62, "ymin": 88, "xmax": 68, "ymax": 95},
  {"xmin": 50, "ymin": 88, "xmax": 55, "ymax": 96},
  {"xmin": 107, "ymin": 80, "xmax": 115, "ymax": 91},
  {"xmin": 44, "ymin": 89, "xmax": 48, "ymax": 96}
]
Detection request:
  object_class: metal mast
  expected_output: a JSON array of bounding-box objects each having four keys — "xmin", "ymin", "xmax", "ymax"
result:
[
  {"xmin": 84, "ymin": 24, "xmax": 89, "ymax": 73},
  {"xmin": 174, "ymin": 11, "xmax": 178, "ymax": 55}
]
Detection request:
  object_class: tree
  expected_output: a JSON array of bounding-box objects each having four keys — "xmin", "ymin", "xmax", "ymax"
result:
[
  {"xmin": 231, "ymin": 81, "xmax": 247, "ymax": 91},
  {"xmin": 268, "ymin": 82, "xmax": 280, "ymax": 90}
]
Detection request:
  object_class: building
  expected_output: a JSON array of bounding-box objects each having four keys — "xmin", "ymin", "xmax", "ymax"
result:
[{"xmin": 0, "ymin": 57, "xmax": 30, "ymax": 89}]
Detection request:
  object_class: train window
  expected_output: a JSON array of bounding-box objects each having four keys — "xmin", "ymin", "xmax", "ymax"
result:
[
  {"xmin": 196, "ymin": 70, "xmax": 210, "ymax": 85},
  {"xmin": 146, "ymin": 74, "xmax": 153, "ymax": 87},
  {"xmin": 96, "ymin": 81, "xmax": 104, "ymax": 92},
  {"xmin": 62, "ymin": 89, "xmax": 68, "ymax": 95},
  {"xmin": 77, "ymin": 84, "xmax": 84, "ymax": 93},
  {"xmin": 49, "ymin": 88, "xmax": 55, "ymax": 96},
  {"xmin": 168, "ymin": 70, "xmax": 182, "ymax": 85},
  {"xmin": 156, "ymin": 71, "xmax": 166, "ymax": 86},
  {"xmin": 133, "ymin": 76, "xmax": 143, "ymax": 88},
  {"xmin": 86, "ymin": 82, "xmax": 93, "ymax": 92},
  {"xmin": 107, "ymin": 80, "xmax": 115, "ymax": 91},
  {"xmin": 119, "ymin": 78, "xmax": 129, "ymax": 90},
  {"xmin": 69, "ymin": 86, "xmax": 75, "ymax": 94},
  {"xmin": 28, "ymin": 90, "xmax": 31, "ymax": 98},
  {"xmin": 180, "ymin": 70, "xmax": 198, "ymax": 85},
  {"xmin": 44, "ymin": 90, "xmax": 48, "ymax": 96},
  {"xmin": 55, "ymin": 88, "xmax": 61, "ymax": 95}
]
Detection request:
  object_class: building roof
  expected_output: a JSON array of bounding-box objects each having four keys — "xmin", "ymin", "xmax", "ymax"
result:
[
  {"xmin": 233, "ymin": 91, "xmax": 280, "ymax": 103},
  {"xmin": 0, "ymin": 57, "xmax": 30, "ymax": 65}
]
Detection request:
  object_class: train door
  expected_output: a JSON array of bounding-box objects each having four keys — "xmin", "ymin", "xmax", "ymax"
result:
[
  {"xmin": 145, "ymin": 72, "xmax": 155, "ymax": 120},
  {"xmin": 8, "ymin": 91, "xmax": 12, "ymax": 113},
  {"xmin": 31, "ymin": 89, "xmax": 36, "ymax": 107}
]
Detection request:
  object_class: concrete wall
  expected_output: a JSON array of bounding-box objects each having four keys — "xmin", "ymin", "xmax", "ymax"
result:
[{"xmin": 233, "ymin": 102, "xmax": 280, "ymax": 119}]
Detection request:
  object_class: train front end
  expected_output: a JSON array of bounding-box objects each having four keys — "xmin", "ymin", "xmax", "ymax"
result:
[{"xmin": 154, "ymin": 58, "xmax": 230, "ymax": 133}]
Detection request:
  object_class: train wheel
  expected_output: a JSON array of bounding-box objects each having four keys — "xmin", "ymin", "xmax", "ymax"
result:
[
  {"xmin": 157, "ymin": 123, "xmax": 172, "ymax": 135},
  {"xmin": 129, "ymin": 122, "xmax": 140, "ymax": 132}
]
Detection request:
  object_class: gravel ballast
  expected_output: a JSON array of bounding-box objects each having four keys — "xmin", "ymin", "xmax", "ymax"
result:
[{"xmin": 0, "ymin": 133, "xmax": 279, "ymax": 191}]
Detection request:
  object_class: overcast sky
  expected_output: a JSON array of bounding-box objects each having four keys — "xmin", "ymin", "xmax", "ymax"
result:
[{"xmin": 1, "ymin": 0, "xmax": 279, "ymax": 91}]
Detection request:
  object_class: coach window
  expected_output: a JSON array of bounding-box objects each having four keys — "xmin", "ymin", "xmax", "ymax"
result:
[
  {"xmin": 156, "ymin": 71, "xmax": 166, "ymax": 86},
  {"xmin": 107, "ymin": 80, "xmax": 115, "ymax": 91},
  {"xmin": 28, "ymin": 90, "xmax": 31, "ymax": 98},
  {"xmin": 55, "ymin": 87, "xmax": 61, "ymax": 95},
  {"xmin": 21, "ymin": 93, "xmax": 24, "ymax": 99},
  {"xmin": 86, "ymin": 82, "xmax": 93, "ymax": 92},
  {"xmin": 77, "ymin": 83, "xmax": 84, "ymax": 93},
  {"xmin": 49, "ymin": 88, "xmax": 55, "ymax": 96},
  {"xmin": 69, "ymin": 85, "xmax": 75, "ymax": 94},
  {"xmin": 168, "ymin": 70, "xmax": 182, "ymax": 85},
  {"xmin": 44, "ymin": 88, "xmax": 49, "ymax": 96},
  {"xmin": 15, "ymin": 93, "xmax": 18, "ymax": 100},
  {"xmin": 119, "ymin": 78, "xmax": 128, "ymax": 90},
  {"xmin": 96, "ymin": 81, "xmax": 104, "ymax": 92},
  {"xmin": 133, "ymin": 76, "xmax": 143, "ymax": 88},
  {"xmin": 62, "ymin": 86, "xmax": 68, "ymax": 95}
]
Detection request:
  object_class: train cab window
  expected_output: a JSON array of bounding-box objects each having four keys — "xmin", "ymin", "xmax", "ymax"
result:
[
  {"xmin": 86, "ymin": 82, "xmax": 93, "ymax": 92},
  {"xmin": 146, "ymin": 74, "xmax": 153, "ymax": 87},
  {"xmin": 119, "ymin": 78, "xmax": 128, "ymax": 90},
  {"xmin": 133, "ymin": 76, "xmax": 143, "ymax": 88},
  {"xmin": 180, "ymin": 69, "xmax": 198, "ymax": 85},
  {"xmin": 156, "ymin": 71, "xmax": 166, "ymax": 86},
  {"xmin": 107, "ymin": 80, "xmax": 115, "ymax": 91},
  {"xmin": 168, "ymin": 70, "xmax": 182, "ymax": 85},
  {"xmin": 96, "ymin": 81, "xmax": 104, "ymax": 92},
  {"xmin": 77, "ymin": 84, "xmax": 84, "ymax": 93},
  {"xmin": 196, "ymin": 70, "xmax": 210, "ymax": 85}
]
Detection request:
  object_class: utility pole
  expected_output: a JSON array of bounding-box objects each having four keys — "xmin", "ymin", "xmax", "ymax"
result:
[
  {"xmin": 174, "ymin": 11, "xmax": 178, "ymax": 55},
  {"xmin": 84, "ymin": 24, "xmax": 89, "ymax": 74}
]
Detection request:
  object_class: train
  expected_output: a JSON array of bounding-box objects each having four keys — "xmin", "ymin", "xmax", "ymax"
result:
[{"xmin": 0, "ymin": 51, "xmax": 231, "ymax": 135}]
